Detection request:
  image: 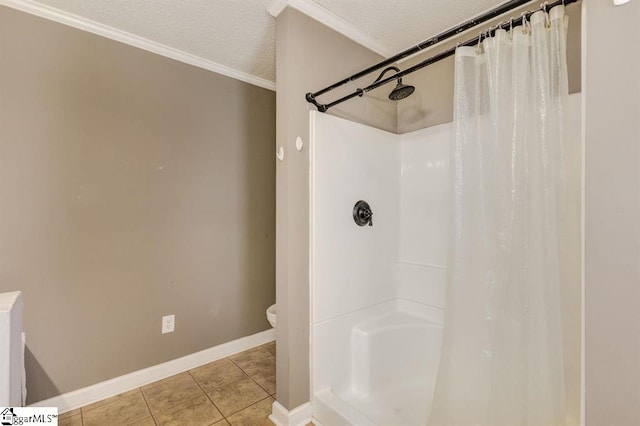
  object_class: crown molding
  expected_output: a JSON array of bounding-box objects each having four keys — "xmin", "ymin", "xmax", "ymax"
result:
[
  {"xmin": 267, "ymin": 0, "xmax": 288, "ymax": 17},
  {"xmin": 267, "ymin": 0, "xmax": 394, "ymax": 58},
  {"xmin": 0, "ymin": 0, "xmax": 277, "ymax": 91}
]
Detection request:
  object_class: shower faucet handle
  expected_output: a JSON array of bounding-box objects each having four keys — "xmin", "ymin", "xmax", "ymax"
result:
[
  {"xmin": 353, "ymin": 200, "xmax": 373, "ymax": 227},
  {"xmin": 361, "ymin": 207, "xmax": 373, "ymax": 226}
]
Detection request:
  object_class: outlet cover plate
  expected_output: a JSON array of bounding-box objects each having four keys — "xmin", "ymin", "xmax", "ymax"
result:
[{"xmin": 162, "ymin": 314, "xmax": 175, "ymax": 334}]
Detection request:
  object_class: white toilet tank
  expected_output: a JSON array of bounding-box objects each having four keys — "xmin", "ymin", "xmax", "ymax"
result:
[{"xmin": 266, "ymin": 304, "xmax": 276, "ymax": 328}]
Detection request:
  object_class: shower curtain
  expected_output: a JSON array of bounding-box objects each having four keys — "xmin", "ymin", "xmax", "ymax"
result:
[{"xmin": 429, "ymin": 5, "xmax": 581, "ymax": 426}]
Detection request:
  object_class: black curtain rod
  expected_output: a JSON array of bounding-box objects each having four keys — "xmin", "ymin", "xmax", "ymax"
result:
[{"xmin": 306, "ymin": 0, "xmax": 579, "ymax": 113}]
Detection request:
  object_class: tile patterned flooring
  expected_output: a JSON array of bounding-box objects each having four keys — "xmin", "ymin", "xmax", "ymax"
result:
[{"xmin": 59, "ymin": 342, "xmax": 277, "ymax": 426}]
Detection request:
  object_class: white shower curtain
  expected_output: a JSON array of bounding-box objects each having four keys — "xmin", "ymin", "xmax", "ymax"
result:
[{"xmin": 429, "ymin": 5, "xmax": 581, "ymax": 426}]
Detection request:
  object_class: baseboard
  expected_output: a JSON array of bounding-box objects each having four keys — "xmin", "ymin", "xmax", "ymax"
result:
[
  {"xmin": 269, "ymin": 400, "xmax": 312, "ymax": 426},
  {"xmin": 29, "ymin": 328, "xmax": 275, "ymax": 413}
]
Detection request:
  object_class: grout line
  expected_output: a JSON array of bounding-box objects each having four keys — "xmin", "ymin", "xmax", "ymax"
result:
[
  {"xmin": 138, "ymin": 387, "xmax": 156, "ymax": 424},
  {"xmin": 210, "ymin": 367, "xmax": 271, "ymax": 419},
  {"xmin": 227, "ymin": 354, "xmax": 275, "ymax": 399},
  {"xmin": 187, "ymin": 367, "xmax": 229, "ymax": 423},
  {"xmin": 76, "ymin": 388, "xmax": 152, "ymax": 425},
  {"xmin": 226, "ymin": 395, "xmax": 274, "ymax": 423},
  {"xmin": 248, "ymin": 374, "xmax": 272, "ymax": 397}
]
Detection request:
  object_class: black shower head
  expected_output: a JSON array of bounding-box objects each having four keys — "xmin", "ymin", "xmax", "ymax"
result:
[
  {"xmin": 373, "ymin": 66, "xmax": 415, "ymax": 101},
  {"xmin": 389, "ymin": 78, "xmax": 415, "ymax": 100}
]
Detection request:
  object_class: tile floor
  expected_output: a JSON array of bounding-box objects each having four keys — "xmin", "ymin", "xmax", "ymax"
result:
[{"xmin": 59, "ymin": 342, "xmax": 277, "ymax": 426}]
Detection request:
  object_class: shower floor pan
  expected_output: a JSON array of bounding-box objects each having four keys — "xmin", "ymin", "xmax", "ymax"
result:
[{"xmin": 313, "ymin": 299, "xmax": 443, "ymax": 426}]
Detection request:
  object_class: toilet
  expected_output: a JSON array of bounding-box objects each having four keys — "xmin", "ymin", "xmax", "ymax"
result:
[{"xmin": 266, "ymin": 304, "xmax": 276, "ymax": 328}]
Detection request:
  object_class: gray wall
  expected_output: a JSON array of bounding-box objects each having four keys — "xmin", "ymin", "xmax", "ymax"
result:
[
  {"xmin": 275, "ymin": 7, "xmax": 396, "ymax": 410},
  {"xmin": 398, "ymin": 4, "xmax": 582, "ymax": 133},
  {"xmin": 584, "ymin": 1, "xmax": 640, "ymax": 425},
  {"xmin": 0, "ymin": 6, "xmax": 275, "ymax": 403}
]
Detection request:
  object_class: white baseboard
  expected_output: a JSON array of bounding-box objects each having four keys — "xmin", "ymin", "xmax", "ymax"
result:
[
  {"xmin": 269, "ymin": 400, "xmax": 312, "ymax": 426},
  {"xmin": 30, "ymin": 329, "xmax": 275, "ymax": 413}
]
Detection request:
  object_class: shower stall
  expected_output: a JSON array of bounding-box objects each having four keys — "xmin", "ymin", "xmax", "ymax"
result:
[
  {"xmin": 309, "ymin": 93, "xmax": 581, "ymax": 425},
  {"xmin": 305, "ymin": 1, "xmax": 583, "ymax": 424}
]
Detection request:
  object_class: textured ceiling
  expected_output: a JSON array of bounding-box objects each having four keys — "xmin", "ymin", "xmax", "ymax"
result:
[
  {"xmin": 312, "ymin": 0, "xmax": 510, "ymax": 53},
  {"xmin": 24, "ymin": 0, "xmax": 277, "ymax": 82},
  {"xmin": 10, "ymin": 0, "xmax": 511, "ymax": 87}
]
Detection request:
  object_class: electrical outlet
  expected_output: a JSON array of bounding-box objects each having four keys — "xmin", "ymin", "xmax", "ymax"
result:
[{"xmin": 162, "ymin": 314, "xmax": 175, "ymax": 334}]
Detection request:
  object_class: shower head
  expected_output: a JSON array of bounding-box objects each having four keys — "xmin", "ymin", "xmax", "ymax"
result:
[
  {"xmin": 389, "ymin": 79, "xmax": 415, "ymax": 100},
  {"xmin": 372, "ymin": 66, "xmax": 415, "ymax": 101}
]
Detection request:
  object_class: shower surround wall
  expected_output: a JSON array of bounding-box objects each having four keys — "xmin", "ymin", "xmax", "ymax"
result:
[
  {"xmin": 310, "ymin": 112, "xmax": 450, "ymax": 321},
  {"xmin": 397, "ymin": 123, "xmax": 450, "ymax": 308},
  {"xmin": 310, "ymin": 113, "xmax": 399, "ymax": 323},
  {"xmin": 310, "ymin": 112, "xmax": 450, "ymax": 425}
]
